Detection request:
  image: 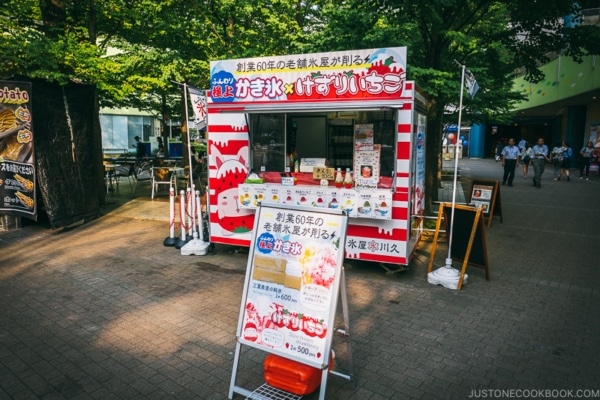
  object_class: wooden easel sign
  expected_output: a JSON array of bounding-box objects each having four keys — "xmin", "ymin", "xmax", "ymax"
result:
[
  {"xmin": 427, "ymin": 203, "xmax": 490, "ymax": 290},
  {"xmin": 469, "ymin": 179, "xmax": 502, "ymax": 227}
]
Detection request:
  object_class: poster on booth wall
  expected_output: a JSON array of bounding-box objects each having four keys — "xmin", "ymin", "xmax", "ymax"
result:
[
  {"xmin": 237, "ymin": 204, "xmax": 348, "ymax": 369},
  {"xmin": 0, "ymin": 81, "xmax": 37, "ymax": 220},
  {"xmin": 354, "ymin": 148, "xmax": 380, "ymax": 188},
  {"xmin": 354, "ymin": 124, "xmax": 374, "ymax": 147},
  {"xmin": 412, "ymin": 113, "xmax": 426, "ymax": 215}
]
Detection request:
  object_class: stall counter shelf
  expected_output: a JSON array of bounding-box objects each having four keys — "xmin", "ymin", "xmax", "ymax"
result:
[{"xmin": 238, "ymin": 183, "xmax": 392, "ymax": 220}]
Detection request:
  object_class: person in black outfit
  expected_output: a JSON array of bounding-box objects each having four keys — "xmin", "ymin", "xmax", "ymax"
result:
[
  {"xmin": 156, "ymin": 136, "xmax": 165, "ymax": 157},
  {"xmin": 134, "ymin": 136, "xmax": 146, "ymax": 160},
  {"xmin": 495, "ymin": 139, "xmax": 505, "ymax": 162}
]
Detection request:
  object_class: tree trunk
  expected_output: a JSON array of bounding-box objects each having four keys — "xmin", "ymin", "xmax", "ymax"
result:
[
  {"xmin": 180, "ymin": 85, "xmax": 190, "ymax": 168},
  {"xmin": 424, "ymin": 100, "xmax": 445, "ymax": 215}
]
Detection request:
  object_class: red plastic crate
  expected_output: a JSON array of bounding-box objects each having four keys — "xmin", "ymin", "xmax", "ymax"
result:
[{"xmin": 263, "ymin": 354, "xmax": 331, "ymax": 396}]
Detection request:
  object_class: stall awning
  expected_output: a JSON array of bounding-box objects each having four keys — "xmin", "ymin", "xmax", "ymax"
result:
[{"xmin": 209, "ymin": 100, "xmax": 406, "ymax": 114}]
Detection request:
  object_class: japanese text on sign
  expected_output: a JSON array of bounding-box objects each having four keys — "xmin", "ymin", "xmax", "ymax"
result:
[
  {"xmin": 210, "ymin": 47, "xmax": 407, "ymax": 104},
  {"xmin": 237, "ymin": 204, "xmax": 347, "ymax": 368}
]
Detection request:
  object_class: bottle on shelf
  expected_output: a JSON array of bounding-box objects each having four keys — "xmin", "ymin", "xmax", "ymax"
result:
[
  {"xmin": 334, "ymin": 168, "xmax": 343, "ymax": 188},
  {"xmin": 343, "ymin": 168, "xmax": 353, "ymax": 189}
]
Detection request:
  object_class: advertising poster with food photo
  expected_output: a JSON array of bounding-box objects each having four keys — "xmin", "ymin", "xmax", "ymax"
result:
[
  {"xmin": 237, "ymin": 205, "xmax": 347, "ymax": 368},
  {"xmin": 470, "ymin": 184, "xmax": 493, "ymax": 214},
  {"xmin": 412, "ymin": 113, "xmax": 426, "ymax": 215},
  {"xmin": 0, "ymin": 81, "xmax": 36, "ymax": 219},
  {"xmin": 354, "ymin": 124, "xmax": 374, "ymax": 146},
  {"xmin": 353, "ymin": 148, "xmax": 380, "ymax": 188}
]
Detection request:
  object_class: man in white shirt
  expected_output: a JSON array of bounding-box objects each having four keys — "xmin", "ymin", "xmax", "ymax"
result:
[
  {"xmin": 531, "ymin": 138, "xmax": 549, "ymax": 188},
  {"xmin": 501, "ymin": 138, "xmax": 521, "ymax": 186}
]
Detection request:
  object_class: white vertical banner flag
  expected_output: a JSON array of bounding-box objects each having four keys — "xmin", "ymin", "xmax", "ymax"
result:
[
  {"xmin": 188, "ymin": 87, "xmax": 207, "ymax": 130},
  {"xmin": 465, "ymin": 69, "xmax": 479, "ymax": 99}
]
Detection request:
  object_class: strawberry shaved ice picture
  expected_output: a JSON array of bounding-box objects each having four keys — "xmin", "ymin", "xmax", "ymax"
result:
[{"xmin": 301, "ymin": 246, "xmax": 338, "ymax": 289}]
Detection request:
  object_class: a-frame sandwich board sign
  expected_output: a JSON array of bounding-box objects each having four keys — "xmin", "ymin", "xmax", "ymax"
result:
[{"xmin": 229, "ymin": 203, "xmax": 352, "ymax": 399}]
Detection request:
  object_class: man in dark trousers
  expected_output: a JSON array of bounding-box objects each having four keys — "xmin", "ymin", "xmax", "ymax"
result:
[
  {"xmin": 501, "ymin": 138, "xmax": 520, "ymax": 186},
  {"xmin": 531, "ymin": 137, "xmax": 549, "ymax": 188},
  {"xmin": 134, "ymin": 136, "xmax": 146, "ymax": 160}
]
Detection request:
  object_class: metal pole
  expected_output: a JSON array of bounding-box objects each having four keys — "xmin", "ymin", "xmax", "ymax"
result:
[
  {"xmin": 445, "ymin": 64, "xmax": 466, "ymax": 266},
  {"xmin": 183, "ymin": 84, "xmax": 195, "ymax": 192}
]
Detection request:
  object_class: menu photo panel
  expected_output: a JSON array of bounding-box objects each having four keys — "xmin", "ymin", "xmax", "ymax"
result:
[{"xmin": 236, "ymin": 204, "xmax": 348, "ymax": 369}]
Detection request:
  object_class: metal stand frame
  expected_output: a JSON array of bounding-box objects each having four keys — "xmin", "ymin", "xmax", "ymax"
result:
[
  {"xmin": 378, "ymin": 262, "xmax": 408, "ymax": 274},
  {"xmin": 229, "ymin": 268, "xmax": 354, "ymax": 400}
]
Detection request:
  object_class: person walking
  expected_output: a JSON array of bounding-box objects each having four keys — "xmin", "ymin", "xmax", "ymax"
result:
[
  {"xmin": 551, "ymin": 141, "xmax": 565, "ymax": 180},
  {"xmin": 520, "ymin": 142, "xmax": 532, "ymax": 179},
  {"xmin": 156, "ymin": 136, "xmax": 165, "ymax": 158},
  {"xmin": 560, "ymin": 141, "xmax": 573, "ymax": 181},
  {"xmin": 134, "ymin": 136, "xmax": 147, "ymax": 161},
  {"xmin": 531, "ymin": 137, "xmax": 549, "ymax": 188},
  {"xmin": 579, "ymin": 140, "xmax": 594, "ymax": 180},
  {"xmin": 501, "ymin": 138, "xmax": 520, "ymax": 186},
  {"xmin": 495, "ymin": 139, "xmax": 505, "ymax": 162}
]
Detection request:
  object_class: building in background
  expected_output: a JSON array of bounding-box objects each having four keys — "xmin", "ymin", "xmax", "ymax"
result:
[{"xmin": 100, "ymin": 108, "xmax": 182, "ymax": 158}]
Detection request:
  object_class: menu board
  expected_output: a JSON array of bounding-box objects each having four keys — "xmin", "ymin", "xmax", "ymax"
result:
[
  {"xmin": 470, "ymin": 184, "xmax": 493, "ymax": 214},
  {"xmin": 313, "ymin": 167, "xmax": 335, "ymax": 180},
  {"xmin": 238, "ymin": 184, "xmax": 393, "ymax": 220},
  {"xmin": 0, "ymin": 81, "xmax": 36, "ymax": 220},
  {"xmin": 236, "ymin": 204, "xmax": 348, "ymax": 368}
]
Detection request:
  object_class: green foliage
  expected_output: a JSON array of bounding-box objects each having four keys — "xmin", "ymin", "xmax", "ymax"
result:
[
  {"xmin": 311, "ymin": 0, "xmax": 599, "ymax": 125},
  {"xmin": 2, "ymin": 0, "xmax": 599, "ymax": 208},
  {"xmin": 2, "ymin": 0, "xmax": 598, "ymax": 120},
  {"xmin": 306, "ymin": 0, "xmax": 600, "ymax": 211},
  {"xmin": 0, "ymin": 0, "xmax": 323, "ymax": 119}
]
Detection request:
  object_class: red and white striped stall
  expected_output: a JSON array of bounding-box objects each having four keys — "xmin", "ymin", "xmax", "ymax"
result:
[{"xmin": 207, "ymin": 47, "xmax": 427, "ymax": 268}]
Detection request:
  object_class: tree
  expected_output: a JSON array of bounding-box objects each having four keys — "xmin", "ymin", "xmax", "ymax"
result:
[
  {"xmin": 307, "ymin": 0, "xmax": 600, "ymax": 212},
  {"xmin": 0, "ymin": 0, "xmax": 324, "ymax": 118},
  {"xmin": 0, "ymin": 0, "xmax": 326, "ymax": 162}
]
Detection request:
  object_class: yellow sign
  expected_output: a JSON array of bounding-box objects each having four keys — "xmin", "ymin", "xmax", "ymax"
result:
[{"xmin": 313, "ymin": 167, "xmax": 335, "ymax": 180}]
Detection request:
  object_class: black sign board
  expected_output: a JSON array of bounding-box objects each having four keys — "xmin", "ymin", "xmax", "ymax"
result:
[
  {"xmin": 0, "ymin": 81, "xmax": 36, "ymax": 220},
  {"xmin": 427, "ymin": 203, "xmax": 490, "ymax": 290}
]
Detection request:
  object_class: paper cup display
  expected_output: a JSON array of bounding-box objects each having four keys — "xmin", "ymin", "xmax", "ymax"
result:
[
  {"xmin": 239, "ymin": 191, "xmax": 252, "ymax": 207},
  {"xmin": 267, "ymin": 187, "xmax": 280, "ymax": 204},
  {"xmin": 374, "ymin": 200, "xmax": 389, "ymax": 217},
  {"xmin": 339, "ymin": 191, "xmax": 357, "ymax": 217},
  {"xmin": 357, "ymin": 200, "xmax": 372, "ymax": 215},
  {"xmin": 313, "ymin": 190, "xmax": 327, "ymax": 208}
]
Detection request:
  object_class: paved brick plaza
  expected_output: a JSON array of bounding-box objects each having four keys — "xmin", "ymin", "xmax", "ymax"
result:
[{"xmin": 1, "ymin": 158, "xmax": 599, "ymax": 399}]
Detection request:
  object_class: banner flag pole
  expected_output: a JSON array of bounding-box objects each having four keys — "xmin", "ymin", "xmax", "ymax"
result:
[{"xmin": 428, "ymin": 62, "xmax": 470, "ymax": 289}]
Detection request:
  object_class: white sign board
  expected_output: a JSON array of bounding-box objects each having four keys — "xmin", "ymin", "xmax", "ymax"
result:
[{"xmin": 236, "ymin": 204, "xmax": 348, "ymax": 368}]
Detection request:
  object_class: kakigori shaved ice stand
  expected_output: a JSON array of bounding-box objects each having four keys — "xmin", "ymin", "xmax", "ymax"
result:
[{"xmin": 206, "ymin": 47, "xmax": 427, "ymax": 268}]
